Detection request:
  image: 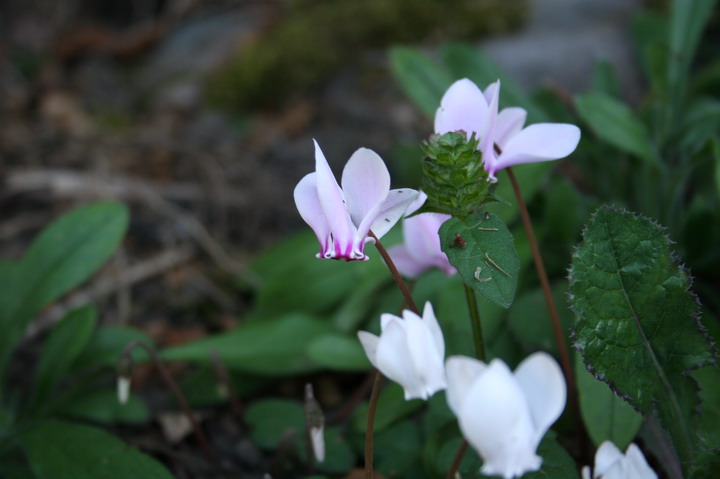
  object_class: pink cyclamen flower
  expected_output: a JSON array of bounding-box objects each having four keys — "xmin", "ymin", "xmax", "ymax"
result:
[
  {"xmin": 435, "ymin": 78, "xmax": 581, "ymax": 182},
  {"xmin": 358, "ymin": 302, "xmax": 446, "ymax": 400},
  {"xmin": 388, "ymin": 212, "xmax": 456, "ymax": 278},
  {"xmin": 294, "ymin": 140, "xmax": 424, "ymax": 261},
  {"xmin": 445, "ymin": 352, "xmax": 566, "ymax": 479},
  {"xmin": 581, "ymin": 441, "xmax": 657, "ymax": 479}
]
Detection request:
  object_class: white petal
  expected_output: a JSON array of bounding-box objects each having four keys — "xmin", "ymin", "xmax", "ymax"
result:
[
  {"xmin": 421, "ymin": 302, "xmax": 445, "ymax": 359},
  {"xmin": 444, "ymin": 355, "xmax": 486, "ymax": 416},
  {"xmin": 495, "ymin": 107, "xmax": 527, "ymax": 148},
  {"xmin": 493, "ymin": 123, "xmax": 581, "ymax": 172},
  {"xmin": 459, "ymin": 359, "xmax": 541, "ymax": 479},
  {"xmin": 581, "ymin": 466, "xmax": 592, "ymax": 479},
  {"xmin": 380, "ymin": 313, "xmax": 400, "ymax": 331},
  {"xmin": 434, "ymin": 78, "xmax": 489, "ymax": 138},
  {"xmin": 313, "ymin": 140, "xmax": 355, "ymax": 249},
  {"xmin": 387, "ymin": 244, "xmax": 428, "ymax": 279},
  {"xmin": 341, "ymin": 148, "xmax": 391, "ymax": 227},
  {"xmin": 117, "ymin": 376, "xmax": 131, "ymax": 405},
  {"xmin": 294, "ymin": 173, "xmax": 331, "ymax": 252},
  {"xmin": 624, "ymin": 444, "xmax": 657, "ymax": 479},
  {"xmin": 375, "ymin": 320, "xmax": 425, "ymax": 400},
  {"xmin": 363, "ymin": 188, "xmax": 423, "ymax": 240},
  {"xmin": 357, "ymin": 331, "xmax": 380, "ymax": 369},
  {"xmin": 593, "ymin": 441, "xmax": 625, "ymax": 477},
  {"xmin": 310, "ymin": 427, "xmax": 325, "ymax": 462},
  {"xmin": 513, "ymin": 352, "xmax": 567, "ymax": 447},
  {"xmin": 403, "ymin": 308, "xmax": 446, "ymax": 398}
]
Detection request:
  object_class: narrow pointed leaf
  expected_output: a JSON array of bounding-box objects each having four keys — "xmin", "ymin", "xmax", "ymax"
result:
[
  {"xmin": 440, "ymin": 213, "xmax": 519, "ymax": 308},
  {"xmin": 390, "ymin": 47, "xmax": 453, "ymax": 118},
  {"xmin": 569, "ymin": 205, "xmax": 715, "ymax": 468}
]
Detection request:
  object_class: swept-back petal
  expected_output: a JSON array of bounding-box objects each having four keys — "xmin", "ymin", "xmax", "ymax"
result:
[
  {"xmin": 479, "ymin": 80, "xmax": 500, "ymax": 156},
  {"xmin": 495, "ymin": 107, "xmax": 527, "ymax": 148},
  {"xmin": 403, "ymin": 309, "xmax": 446, "ymax": 398},
  {"xmin": 359, "ymin": 189, "xmax": 423, "ymax": 241},
  {"xmin": 294, "ymin": 173, "xmax": 330, "ymax": 253},
  {"xmin": 493, "ymin": 123, "xmax": 581, "ymax": 172},
  {"xmin": 445, "ymin": 355, "xmax": 486, "ymax": 416},
  {"xmin": 357, "ymin": 331, "xmax": 380, "ymax": 369},
  {"xmin": 421, "ymin": 302, "xmax": 444, "ymax": 358},
  {"xmin": 387, "ymin": 244, "xmax": 428, "ymax": 279},
  {"xmin": 435, "ymin": 78, "xmax": 489, "ymax": 138},
  {"xmin": 313, "ymin": 140, "xmax": 354, "ymax": 249},
  {"xmin": 513, "ymin": 352, "xmax": 567, "ymax": 447},
  {"xmin": 593, "ymin": 441, "xmax": 625, "ymax": 478},
  {"xmin": 341, "ymin": 148, "xmax": 391, "ymax": 227},
  {"xmin": 625, "ymin": 444, "xmax": 658, "ymax": 479},
  {"xmin": 459, "ymin": 359, "xmax": 540, "ymax": 479},
  {"xmin": 375, "ymin": 320, "xmax": 425, "ymax": 399}
]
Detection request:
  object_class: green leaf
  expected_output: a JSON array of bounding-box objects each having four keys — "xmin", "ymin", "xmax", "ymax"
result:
[
  {"xmin": 307, "ymin": 334, "xmax": 370, "ymax": 371},
  {"xmin": 55, "ymin": 389, "xmax": 149, "ymax": 425},
  {"xmin": 161, "ymin": 313, "xmax": 332, "ymax": 375},
  {"xmin": 0, "ymin": 202, "xmax": 129, "ymax": 377},
  {"xmin": 29, "ymin": 306, "xmax": 97, "ymax": 412},
  {"xmin": 713, "ymin": 137, "xmax": 720, "ymax": 200},
  {"xmin": 575, "ymin": 353, "xmax": 643, "ymax": 449},
  {"xmin": 569, "ymin": 205, "xmax": 715, "ymax": 467},
  {"xmin": 19, "ymin": 419, "xmax": 173, "ymax": 479},
  {"xmin": 72, "ymin": 325, "xmax": 153, "ymax": 370},
  {"xmin": 574, "ymin": 91, "xmax": 656, "ymax": 163},
  {"xmin": 246, "ymin": 399, "xmax": 305, "ymax": 449},
  {"xmin": 374, "ymin": 420, "xmax": 423, "ymax": 478},
  {"xmin": 440, "ymin": 213, "xmax": 520, "ymax": 308},
  {"xmin": 389, "ymin": 46, "xmax": 453, "ymax": 118}
]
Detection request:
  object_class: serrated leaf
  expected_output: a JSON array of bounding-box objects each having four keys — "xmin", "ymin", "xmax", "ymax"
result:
[
  {"xmin": 574, "ymin": 91, "xmax": 656, "ymax": 163},
  {"xmin": 19, "ymin": 419, "xmax": 172, "ymax": 479},
  {"xmin": 29, "ymin": 306, "xmax": 97, "ymax": 412},
  {"xmin": 569, "ymin": 205, "xmax": 715, "ymax": 467},
  {"xmin": 161, "ymin": 313, "xmax": 332, "ymax": 375},
  {"xmin": 0, "ymin": 202, "xmax": 129, "ymax": 377},
  {"xmin": 440, "ymin": 213, "xmax": 520, "ymax": 308},
  {"xmin": 575, "ymin": 353, "xmax": 642, "ymax": 449}
]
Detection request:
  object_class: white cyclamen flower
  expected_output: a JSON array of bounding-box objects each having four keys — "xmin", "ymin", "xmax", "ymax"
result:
[
  {"xmin": 358, "ymin": 302, "xmax": 446, "ymax": 400},
  {"xmin": 581, "ymin": 441, "xmax": 657, "ymax": 479},
  {"xmin": 445, "ymin": 352, "xmax": 567, "ymax": 479}
]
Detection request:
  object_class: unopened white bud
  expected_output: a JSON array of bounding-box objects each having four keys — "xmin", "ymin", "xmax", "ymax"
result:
[
  {"xmin": 310, "ymin": 426, "xmax": 325, "ymax": 463},
  {"xmin": 117, "ymin": 376, "xmax": 131, "ymax": 405}
]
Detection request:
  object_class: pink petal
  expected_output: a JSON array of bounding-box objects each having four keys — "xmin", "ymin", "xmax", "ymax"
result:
[
  {"xmin": 362, "ymin": 188, "xmax": 422, "ymax": 240},
  {"xmin": 387, "ymin": 244, "xmax": 428, "ymax": 279},
  {"xmin": 479, "ymin": 81, "xmax": 500, "ymax": 173},
  {"xmin": 493, "ymin": 123, "xmax": 581, "ymax": 172},
  {"xmin": 495, "ymin": 107, "xmax": 527, "ymax": 148},
  {"xmin": 513, "ymin": 352, "xmax": 567, "ymax": 448},
  {"xmin": 294, "ymin": 173, "xmax": 330, "ymax": 254},
  {"xmin": 434, "ymin": 78, "xmax": 489, "ymax": 138},
  {"xmin": 313, "ymin": 140, "xmax": 355, "ymax": 250},
  {"xmin": 341, "ymin": 148, "xmax": 391, "ymax": 227}
]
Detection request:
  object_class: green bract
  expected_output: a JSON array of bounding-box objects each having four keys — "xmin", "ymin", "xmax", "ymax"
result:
[{"xmin": 420, "ymin": 131, "xmax": 491, "ymax": 218}]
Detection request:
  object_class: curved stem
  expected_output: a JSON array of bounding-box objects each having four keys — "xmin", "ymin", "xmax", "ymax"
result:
[
  {"xmin": 463, "ymin": 284, "xmax": 485, "ymax": 361},
  {"xmin": 119, "ymin": 340, "xmax": 214, "ymax": 460},
  {"xmin": 365, "ymin": 371, "xmax": 383, "ymax": 479},
  {"xmin": 370, "ymin": 231, "xmax": 419, "ymax": 314},
  {"xmin": 445, "ymin": 440, "xmax": 469, "ymax": 479}
]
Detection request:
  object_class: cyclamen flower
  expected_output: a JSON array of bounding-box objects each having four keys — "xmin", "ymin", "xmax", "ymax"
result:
[
  {"xmin": 358, "ymin": 302, "xmax": 446, "ymax": 400},
  {"xmin": 388, "ymin": 212, "xmax": 456, "ymax": 278},
  {"xmin": 294, "ymin": 140, "xmax": 424, "ymax": 260},
  {"xmin": 581, "ymin": 441, "xmax": 657, "ymax": 479},
  {"xmin": 445, "ymin": 352, "xmax": 566, "ymax": 479},
  {"xmin": 435, "ymin": 78, "xmax": 581, "ymax": 181}
]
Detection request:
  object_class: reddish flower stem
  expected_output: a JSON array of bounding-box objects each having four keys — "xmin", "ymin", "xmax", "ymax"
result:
[
  {"xmin": 445, "ymin": 440, "xmax": 469, "ymax": 479},
  {"xmin": 370, "ymin": 231, "xmax": 419, "ymax": 314}
]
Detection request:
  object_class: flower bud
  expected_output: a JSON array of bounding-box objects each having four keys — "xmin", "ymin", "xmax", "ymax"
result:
[{"xmin": 420, "ymin": 131, "xmax": 491, "ymax": 218}]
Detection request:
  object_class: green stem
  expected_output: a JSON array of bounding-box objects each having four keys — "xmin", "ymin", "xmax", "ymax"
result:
[{"xmin": 463, "ymin": 284, "xmax": 485, "ymax": 361}]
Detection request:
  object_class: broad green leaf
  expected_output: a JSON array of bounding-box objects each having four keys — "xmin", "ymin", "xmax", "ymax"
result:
[
  {"xmin": 441, "ymin": 42, "xmax": 547, "ymax": 123},
  {"xmin": 574, "ymin": 91, "xmax": 656, "ymax": 163},
  {"xmin": 29, "ymin": 306, "xmax": 97, "ymax": 412},
  {"xmin": 352, "ymin": 382, "xmax": 424, "ymax": 434},
  {"xmin": 55, "ymin": 389, "xmax": 149, "ymax": 425},
  {"xmin": 161, "ymin": 313, "xmax": 332, "ymax": 375},
  {"xmin": 569, "ymin": 206, "xmax": 714, "ymax": 467},
  {"xmin": 440, "ymin": 213, "xmax": 520, "ymax": 308},
  {"xmin": 592, "ymin": 61, "xmax": 620, "ymax": 98},
  {"xmin": 508, "ymin": 284, "xmax": 573, "ymax": 357},
  {"xmin": 389, "ymin": 46, "xmax": 453, "ymax": 118},
  {"xmin": 0, "ymin": 202, "xmax": 129, "ymax": 377},
  {"xmin": 575, "ymin": 354, "xmax": 642, "ymax": 449},
  {"xmin": 374, "ymin": 420, "xmax": 423, "ymax": 478},
  {"xmin": 307, "ymin": 334, "xmax": 370, "ymax": 371},
  {"xmin": 19, "ymin": 419, "xmax": 172, "ymax": 479}
]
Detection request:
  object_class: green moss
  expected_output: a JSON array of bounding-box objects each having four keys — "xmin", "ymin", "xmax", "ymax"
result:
[{"xmin": 205, "ymin": 0, "xmax": 527, "ymax": 110}]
